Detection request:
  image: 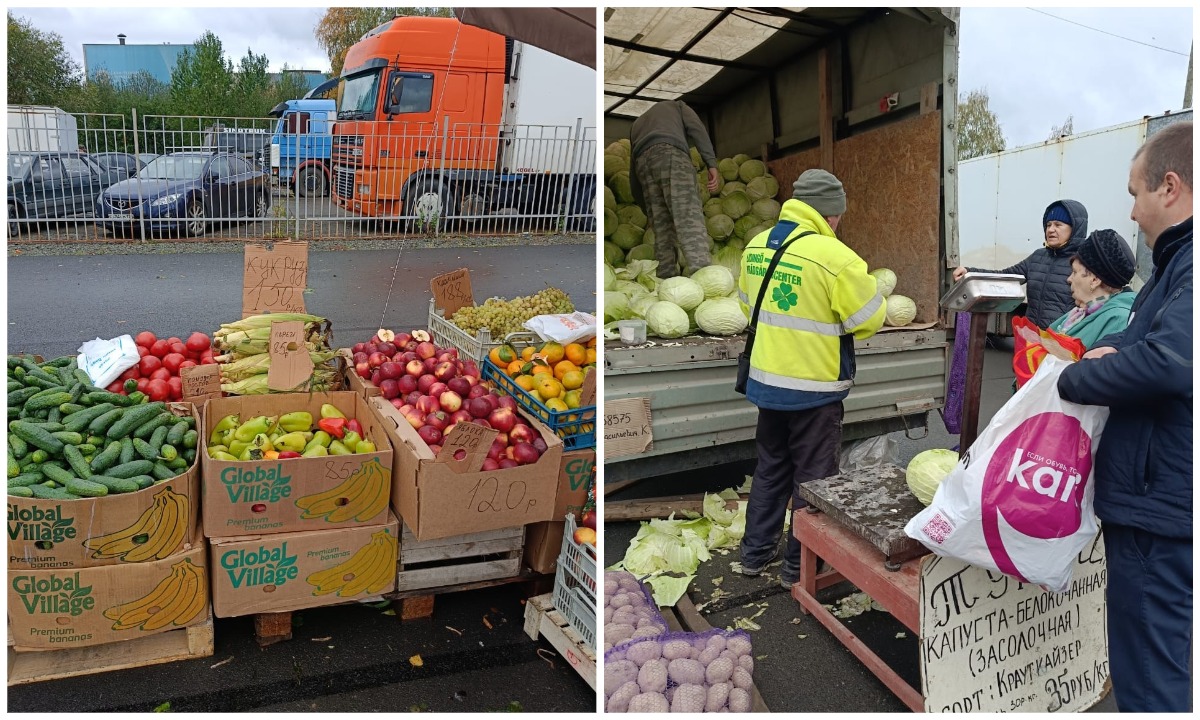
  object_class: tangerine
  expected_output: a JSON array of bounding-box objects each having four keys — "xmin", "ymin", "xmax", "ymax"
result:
[
  {"xmin": 534, "ymin": 376, "xmax": 562, "ymax": 401},
  {"xmin": 489, "ymin": 344, "xmax": 518, "ymax": 367},
  {"xmin": 521, "ymin": 346, "xmax": 537, "ymax": 362},
  {"xmin": 553, "ymin": 360, "xmax": 577, "ymax": 380},
  {"xmin": 562, "ymin": 369, "xmax": 585, "ymax": 390},
  {"xmin": 515, "ymin": 375, "xmax": 537, "ymax": 392},
  {"xmin": 564, "ymin": 343, "xmax": 587, "ymax": 365},
  {"xmin": 539, "ymin": 341, "xmax": 565, "ymax": 364},
  {"xmin": 506, "ymin": 359, "xmax": 524, "ymax": 377}
]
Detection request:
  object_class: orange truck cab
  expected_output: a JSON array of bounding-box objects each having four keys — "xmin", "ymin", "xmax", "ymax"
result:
[{"xmin": 330, "ymin": 16, "xmax": 595, "ymax": 228}]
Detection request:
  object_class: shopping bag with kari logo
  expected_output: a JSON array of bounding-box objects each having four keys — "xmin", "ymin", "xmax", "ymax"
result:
[{"xmin": 904, "ymin": 356, "xmax": 1108, "ymax": 592}]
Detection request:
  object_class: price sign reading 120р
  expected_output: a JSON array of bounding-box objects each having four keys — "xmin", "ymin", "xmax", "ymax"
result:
[{"xmin": 604, "ymin": 397, "xmax": 653, "ymax": 459}]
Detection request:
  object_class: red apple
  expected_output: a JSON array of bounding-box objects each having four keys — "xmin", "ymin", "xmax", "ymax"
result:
[
  {"xmin": 366, "ymin": 343, "xmax": 380, "ymax": 355},
  {"xmin": 433, "ymin": 361, "xmax": 458, "ymax": 382},
  {"xmin": 483, "ymin": 393, "xmax": 501, "ymax": 413},
  {"xmin": 533, "ymin": 438, "xmax": 548, "ymax": 454},
  {"xmin": 472, "ymin": 418, "xmax": 493, "ymax": 429},
  {"xmin": 417, "ymin": 425, "xmax": 443, "ymax": 446},
  {"xmin": 422, "ymin": 357, "xmax": 439, "ymax": 373},
  {"xmin": 377, "ymin": 341, "xmax": 397, "ymax": 356},
  {"xmin": 368, "ymin": 352, "xmax": 388, "ymax": 368},
  {"xmin": 353, "ymin": 351, "xmax": 369, "ymax": 363},
  {"xmin": 497, "ymin": 395, "xmax": 518, "ymax": 411},
  {"xmin": 504, "ymin": 446, "xmax": 517, "ymax": 461},
  {"xmin": 488, "ymin": 408, "xmax": 516, "ymax": 433},
  {"xmin": 437, "ymin": 351, "xmax": 457, "ymax": 364},
  {"xmin": 581, "ymin": 509, "xmax": 598, "ymax": 531},
  {"xmin": 397, "ymin": 375, "xmax": 419, "ymax": 395},
  {"xmin": 405, "ymin": 360, "xmax": 425, "ymax": 377},
  {"xmin": 494, "ymin": 432, "xmax": 509, "ymax": 446},
  {"xmin": 487, "ymin": 439, "xmax": 507, "ymax": 461},
  {"xmin": 513, "ymin": 442, "xmax": 540, "ymax": 465},
  {"xmin": 417, "ymin": 374, "xmax": 437, "ymax": 393},
  {"xmin": 415, "ymin": 395, "xmax": 440, "ymax": 415},
  {"xmin": 427, "ymin": 382, "xmax": 449, "ymax": 400},
  {"xmin": 462, "ymin": 360, "xmax": 480, "ymax": 377},
  {"xmin": 406, "ymin": 391, "xmax": 424, "ymax": 406},
  {"xmin": 371, "ymin": 370, "xmax": 383, "ymax": 386},
  {"xmin": 481, "ymin": 458, "xmax": 500, "ymax": 472},
  {"xmin": 510, "ymin": 424, "xmax": 537, "ymax": 445},
  {"xmin": 378, "ymin": 362, "xmax": 402, "ymax": 381},
  {"xmin": 447, "ymin": 377, "xmax": 471, "ymax": 397},
  {"xmin": 439, "ymin": 390, "xmax": 463, "ymax": 413},
  {"xmin": 451, "ymin": 409, "xmax": 473, "ymax": 425},
  {"xmin": 352, "ymin": 342, "xmax": 367, "ymax": 355},
  {"xmin": 499, "ymin": 458, "xmax": 519, "ymax": 469},
  {"xmin": 467, "ymin": 384, "xmax": 490, "ymax": 400},
  {"xmin": 355, "ymin": 361, "xmax": 371, "ymax": 379},
  {"xmin": 463, "ymin": 375, "xmax": 480, "ymax": 388},
  {"xmin": 399, "ymin": 351, "xmax": 419, "ymax": 364},
  {"xmin": 416, "ymin": 341, "xmax": 437, "ymax": 360},
  {"xmin": 424, "ymin": 411, "xmax": 449, "ymax": 431},
  {"xmin": 390, "ymin": 398, "xmax": 406, "ymax": 410},
  {"xmin": 429, "ymin": 444, "xmax": 442, "ymax": 455},
  {"xmin": 467, "ymin": 397, "xmax": 492, "ymax": 419},
  {"xmin": 379, "ymin": 378, "xmax": 400, "ymax": 400},
  {"xmin": 401, "ymin": 407, "xmax": 425, "ymax": 430},
  {"xmin": 404, "ymin": 341, "xmax": 418, "ymax": 353}
]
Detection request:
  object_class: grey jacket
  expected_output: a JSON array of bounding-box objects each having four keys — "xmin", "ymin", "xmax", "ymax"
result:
[{"xmin": 969, "ymin": 199, "xmax": 1089, "ymax": 328}]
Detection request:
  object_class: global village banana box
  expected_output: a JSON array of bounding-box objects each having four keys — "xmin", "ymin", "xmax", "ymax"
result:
[
  {"xmin": 8, "ymin": 541, "xmax": 208, "ymax": 651},
  {"xmin": 8, "ymin": 402, "xmax": 201, "ymax": 571},
  {"xmin": 201, "ymin": 392, "xmax": 393, "ymax": 539},
  {"xmin": 209, "ymin": 510, "xmax": 399, "ymax": 617}
]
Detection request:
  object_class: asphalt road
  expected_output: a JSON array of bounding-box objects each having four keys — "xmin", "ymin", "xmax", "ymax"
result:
[
  {"xmin": 6, "ymin": 242, "xmax": 596, "ymax": 711},
  {"xmin": 604, "ymin": 345, "xmax": 1119, "ymax": 713}
]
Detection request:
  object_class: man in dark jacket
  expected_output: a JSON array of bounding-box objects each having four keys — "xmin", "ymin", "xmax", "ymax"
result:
[
  {"xmin": 1057, "ymin": 121, "xmax": 1192, "ymax": 712},
  {"xmin": 954, "ymin": 199, "xmax": 1088, "ymax": 328}
]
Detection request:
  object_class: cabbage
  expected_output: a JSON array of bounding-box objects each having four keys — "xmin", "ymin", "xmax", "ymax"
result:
[
  {"xmin": 712, "ymin": 243, "xmax": 744, "ymax": 277},
  {"xmin": 717, "ymin": 158, "xmax": 740, "ymax": 181},
  {"xmin": 645, "ymin": 301, "xmax": 690, "ymax": 338},
  {"xmin": 604, "ymin": 292, "xmax": 635, "ymax": 323},
  {"xmin": 690, "ymin": 265, "xmax": 735, "ymax": 298},
  {"xmin": 747, "ymin": 222, "xmax": 774, "ymax": 242},
  {"xmin": 885, "ymin": 294, "xmax": 917, "ymax": 327},
  {"xmin": 733, "ymin": 214, "xmax": 760, "ymax": 240},
  {"xmin": 695, "ymin": 298, "xmax": 748, "ymax": 336},
  {"xmin": 703, "ymin": 198, "xmax": 725, "ymax": 219},
  {"xmin": 626, "ymin": 243, "xmax": 655, "ymax": 262},
  {"xmin": 604, "ymin": 264, "xmax": 617, "ymax": 292},
  {"xmin": 706, "ymin": 214, "xmax": 734, "ymax": 240},
  {"xmin": 721, "ymin": 190, "xmax": 751, "ymax": 220},
  {"xmin": 603, "ymin": 241, "xmax": 625, "ymax": 267},
  {"xmin": 616, "ymin": 259, "xmax": 660, "ymax": 292},
  {"xmin": 630, "ymin": 293, "xmax": 658, "ymax": 318},
  {"xmin": 611, "ymin": 223, "xmax": 645, "ymax": 251},
  {"xmin": 689, "ymin": 146, "xmax": 703, "ymax": 170},
  {"xmin": 745, "ymin": 175, "xmax": 774, "ymax": 201},
  {"xmin": 610, "ymin": 171, "xmax": 634, "ymax": 203},
  {"xmin": 751, "ymin": 198, "xmax": 781, "ymax": 222},
  {"xmin": 906, "ymin": 449, "xmax": 959, "ymax": 506},
  {"xmin": 720, "ymin": 181, "xmax": 746, "ymax": 198},
  {"xmin": 615, "ymin": 280, "xmax": 649, "ymax": 300},
  {"xmin": 604, "ymin": 154, "xmax": 628, "ymax": 180},
  {"xmin": 696, "ymin": 178, "xmax": 710, "ymax": 204},
  {"xmin": 871, "ymin": 268, "xmax": 898, "ymax": 298},
  {"xmin": 738, "ymin": 159, "xmax": 767, "ymax": 183},
  {"xmin": 605, "ymin": 141, "xmax": 630, "ymax": 160},
  {"xmin": 618, "ymin": 204, "xmax": 647, "ymax": 229},
  {"xmin": 603, "ymin": 185, "xmax": 616, "ymax": 211},
  {"xmin": 658, "ymin": 276, "xmax": 706, "ymax": 311}
]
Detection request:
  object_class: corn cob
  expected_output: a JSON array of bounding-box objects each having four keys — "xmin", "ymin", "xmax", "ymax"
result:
[
  {"xmin": 221, "ymin": 368, "xmax": 340, "ymax": 395},
  {"xmin": 214, "ymin": 313, "xmax": 327, "ymax": 337},
  {"xmin": 219, "ymin": 351, "xmax": 341, "ymax": 382}
]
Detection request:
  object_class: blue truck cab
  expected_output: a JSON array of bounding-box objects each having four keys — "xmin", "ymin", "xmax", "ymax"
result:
[{"xmin": 267, "ymin": 98, "xmax": 336, "ymax": 197}]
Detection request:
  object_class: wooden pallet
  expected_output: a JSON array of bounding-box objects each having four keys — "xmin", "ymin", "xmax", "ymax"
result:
[
  {"xmin": 523, "ymin": 592, "xmax": 596, "ymax": 690},
  {"xmin": 662, "ymin": 595, "xmax": 770, "ymax": 713},
  {"xmin": 7, "ymin": 610, "xmax": 214, "ymax": 686}
]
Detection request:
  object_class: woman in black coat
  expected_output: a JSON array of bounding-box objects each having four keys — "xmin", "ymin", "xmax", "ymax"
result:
[{"xmin": 953, "ymin": 199, "xmax": 1089, "ymax": 328}]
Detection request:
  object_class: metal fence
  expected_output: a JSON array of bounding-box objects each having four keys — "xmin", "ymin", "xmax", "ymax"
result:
[{"xmin": 6, "ymin": 109, "xmax": 597, "ymax": 242}]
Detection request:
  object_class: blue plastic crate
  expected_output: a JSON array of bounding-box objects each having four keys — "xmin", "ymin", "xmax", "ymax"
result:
[{"xmin": 481, "ymin": 359, "xmax": 596, "ymax": 451}]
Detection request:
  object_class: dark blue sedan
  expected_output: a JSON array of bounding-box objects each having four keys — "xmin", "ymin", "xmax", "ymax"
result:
[{"xmin": 95, "ymin": 151, "xmax": 270, "ymax": 237}]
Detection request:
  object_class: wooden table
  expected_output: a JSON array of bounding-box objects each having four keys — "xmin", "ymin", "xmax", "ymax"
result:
[{"xmin": 790, "ymin": 507, "xmax": 925, "ymax": 712}]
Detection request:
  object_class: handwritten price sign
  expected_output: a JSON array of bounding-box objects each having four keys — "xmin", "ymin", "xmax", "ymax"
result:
[
  {"xmin": 243, "ymin": 242, "xmax": 309, "ymax": 317},
  {"xmin": 267, "ymin": 321, "xmax": 314, "ymax": 391},
  {"xmin": 435, "ymin": 422, "xmax": 497, "ymax": 471},
  {"xmin": 430, "ymin": 268, "xmax": 475, "ymax": 317},
  {"xmin": 180, "ymin": 364, "xmax": 221, "ymax": 403},
  {"xmin": 603, "ymin": 397, "xmax": 653, "ymax": 459}
]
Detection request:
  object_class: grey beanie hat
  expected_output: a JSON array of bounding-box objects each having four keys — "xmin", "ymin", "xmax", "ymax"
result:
[{"xmin": 792, "ymin": 169, "xmax": 847, "ymax": 217}]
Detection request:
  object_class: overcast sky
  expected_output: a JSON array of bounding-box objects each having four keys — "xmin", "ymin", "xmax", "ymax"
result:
[{"xmin": 7, "ymin": 5, "xmax": 1194, "ymax": 147}]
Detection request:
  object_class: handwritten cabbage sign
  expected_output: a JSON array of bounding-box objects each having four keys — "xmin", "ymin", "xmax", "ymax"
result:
[{"xmin": 919, "ymin": 536, "xmax": 1109, "ymax": 713}]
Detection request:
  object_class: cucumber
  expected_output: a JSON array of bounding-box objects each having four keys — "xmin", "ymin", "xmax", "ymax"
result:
[
  {"xmin": 28, "ymin": 449, "xmax": 50, "ymax": 465},
  {"xmin": 81, "ymin": 391, "xmax": 140, "ymax": 408},
  {"xmin": 76, "ymin": 443, "xmax": 97, "ymax": 456},
  {"xmin": 7, "ymin": 386, "xmax": 40, "ymax": 407},
  {"xmin": 9, "ymin": 472, "xmax": 44, "ymax": 488},
  {"xmin": 127, "ymin": 391, "xmax": 148, "ymax": 405},
  {"xmin": 148, "ymin": 425, "xmax": 170, "ymax": 454},
  {"xmin": 66, "ymin": 477, "xmax": 108, "ymax": 498},
  {"xmin": 72, "ymin": 369, "xmax": 98, "ymax": 391},
  {"xmin": 128, "ymin": 474, "xmax": 156, "ymax": 490},
  {"xmin": 37, "ymin": 422, "xmax": 66, "ymax": 433},
  {"xmin": 46, "ymin": 407, "xmax": 62, "ymax": 424},
  {"xmin": 27, "ymin": 483, "xmax": 71, "ymax": 500},
  {"xmin": 106, "ymin": 460, "xmax": 155, "ymax": 479},
  {"xmin": 88, "ymin": 474, "xmax": 139, "ymax": 494},
  {"xmin": 8, "ymin": 449, "xmax": 20, "ymax": 478},
  {"xmin": 40, "ymin": 464, "xmax": 76, "ymax": 487},
  {"xmin": 9, "ymin": 435, "xmax": 29, "ymax": 459},
  {"xmin": 40, "ymin": 357, "xmax": 74, "ymax": 368},
  {"xmin": 88, "ymin": 407, "xmax": 126, "ymax": 436},
  {"xmin": 133, "ymin": 413, "xmax": 174, "ymax": 440},
  {"xmin": 105, "ymin": 402, "xmax": 167, "ymax": 440},
  {"xmin": 58, "ymin": 402, "xmax": 87, "ymax": 415},
  {"xmin": 159, "ymin": 444, "xmax": 179, "ymax": 463},
  {"xmin": 22, "ymin": 372, "xmax": 63, "ymax": 390},
  {"xmin": 182, "ymin": 448, "xmax": 196, "ymax": 464},
  {"xmin": 63, "ymin": 403, "xmax": 116, "ymax": 433},
  {"xmin": 166, "ymin": 420, "xmax": 190, "ymax": 448},
  {"xmin": 10, "ymin": 421, "xmax": 64, "ymax": 454},
  {"xmin": 118, "ymin": 437, "xmax": 136, "ymax": 465},
  {"xmin": 8, "ymin": 406, "xmax": 19, "ymax": 420},
  {"xmin": 86, "ymin": 435, "xmax": 106, "ymax": 447},
  {"xmin": 133, "ymin": 438, "xmax": 158, "ymax": 461},
  {"xmin": 151, "ymin": 462, "xmax": 178, "ymax": 482},
  {"xmin": 90, "ymin": 441, "xmax": 123, "ymax": 473},
  {"xmin": 166, "ymin": 456, "xmax": 188, "ymax": 471},
  {"xmin": 51, "ymin": 431, "xmax": 84, "ymax": 446},
  {"xmin": 182, "ymin": 429, "xmax": 198, "ymax": 450},
  {"xmin": 8, "ymin": 380, "xmax": 23, "ymax": 392},
  {"xmin": 63, "ymin": 445, "xmax": 93, "ymax": 479},
  {"xmin": 8, "ymin": 486, "xmax": 34, "ymax": 498}
]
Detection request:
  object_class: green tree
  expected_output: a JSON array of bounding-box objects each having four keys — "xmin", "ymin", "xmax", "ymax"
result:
[
  {"xmin": 169, "ymin": 31, "xmax": 234, "ymax": 118},
  {"xmin": 315, "ymin": 7, "xmax": 452, "ymax": 77},
  {"xmin": 1047, "ymin": 115, "xmax": 1074, "ymax": 141},
  {"xmin": 230, "ymin": 47, "xmax": 272, "ymax": 117},
  {"xmin": 271, "ymin": 65, "xmax": 318, "ymax": 106},
  {"xmin": 957, "ymin": 88, "xmax": 1007, "ymax": 160},
  {"xmin": 8, "ymin": 12, "xmax": 81, "ymax": 105}
]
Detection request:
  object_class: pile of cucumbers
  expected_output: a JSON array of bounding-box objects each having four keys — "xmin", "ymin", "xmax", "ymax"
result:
[{"xmin": 8, "ymin": 355, "xmax": 198, "ymax": 500}]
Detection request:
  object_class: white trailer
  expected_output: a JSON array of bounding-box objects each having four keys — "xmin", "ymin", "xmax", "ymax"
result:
[{"xmin": 8, "ymin": 106, "xmax": 80, "ymax": 153}]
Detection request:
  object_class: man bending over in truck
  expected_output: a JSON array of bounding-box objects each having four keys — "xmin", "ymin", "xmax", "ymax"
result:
[
  {"xmin": 736, "ymin": 169, "xmax": 886, "ymax": 587},
  {"xmin": 629, "ymin": 100, "xmax": 720, "ymax": 279}
]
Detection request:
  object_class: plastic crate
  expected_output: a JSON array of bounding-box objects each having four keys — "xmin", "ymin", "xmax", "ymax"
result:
[
  {"xmin": 553, "ymin": 513, "xmax": 596, "ymax": 650},
  {"xmin": 427, "ymin": 298, "xmax": 539, "ymax": 364},
  {"xmin": 481, "ymin": 359, "xmax": 596, "ymax": 450}
]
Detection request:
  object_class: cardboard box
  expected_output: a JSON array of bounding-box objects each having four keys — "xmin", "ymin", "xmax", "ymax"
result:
[
  {"xmin": 525, "ymin": 449, "xmax": 594, "ymax": 574},
  {"xmin": 338, "ymin": 348, "xmax": 381, "ymax": 398},
  {"xmin": 8, "ymin": 402, "xmax": 201, "ymax": 570},
  {"xmin": 8, "ymin": 542, "xmax": 208, "ymax": 650},
  {"xmin": 369, "ymin": 397, "xmax": 563, "ymax": 542},
  {"xmin": 201, "ymin": 392, "xmax": 393, "ymax": 538},
  {"xmin": 209, "ymin": 511, "xmax": 399, "ymax": 618},
  {"xmin": 524, "ymin": 521, "xmax": 564, "ymax": 575}
]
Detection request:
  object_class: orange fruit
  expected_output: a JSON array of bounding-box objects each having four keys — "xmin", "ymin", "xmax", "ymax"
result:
[
  {"xmin": 585, "ymin": 348, "xmax": 597, "ymax": 365},
  {"xmin": 535, "ymin": 375, "xmax": 562, "ymax": 401},
  {"xmin": 553, "ymin": 360, "xmax": 577, "ymax": 380},
  {"xmin": 539, "ymin": 341, "xmax": 565, "ymax": 364},
  {"xmin": 562, "ymin": 370, "xmax": 585, "ymax": 390},
  {"xmin": 506, "ymin": 359, "xmax": 524, "ymax": 377},
  {"xmin": 545, "ymin": 397, "xmax": 569, "ymax": 413},
  {"xmin": 565, "ymin": 343, "xmax": 586, "ymax": 365},
  {"xmin": 489, "ymin": 344, "xmax": 518, "ymax": 367},
  {"xmin": 521, "ymin": 346, "xmax": 537, "ymax": 362},
  {"xmin": 515, "ymin": 375, "xmax": 537, "ymax": 392},
  {"xmin": 586, "ymin": 336, "xmax": 597, "ymax": 348},
  {"xmin": 531, "ymin": 363, "xmax": 553, "ymax": 377}
]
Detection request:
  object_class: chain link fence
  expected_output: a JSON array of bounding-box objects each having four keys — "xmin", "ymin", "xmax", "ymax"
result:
[{"xmin": 7, "ymin": 108, "xmax": 596, "ymax": 242}]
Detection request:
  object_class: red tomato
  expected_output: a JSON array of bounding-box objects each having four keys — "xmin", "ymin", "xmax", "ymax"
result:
[
  {"xmin": 186, "ymin": 332, "xmax": 211, "ymax": 354},
  {"xmin": 167, "ymin": 376, "xmax": 183, "ymax": 401},
  {"xmin": 119, "ymin": 366, "xmax": 141, "ymax": 382},
  {"xmin": 162, "ymin": 353, "xmax": 186, "ymax": 374},
  {"xmin": 146, "ymin": 379, "xmax": 169, "ymax": 402},
  {"xmin": 150, "ymin": 339, "xmax": 170, "ymax": 358},
  {"xmin": 200, "ymin": 356, "xmax": 217, "ymax": 365},
  {"xmin": 135, "ymin": 331, "xmax": 157, "ymax": 348},
  {"xmin": 169, "ymin": 341, "xmax": 186, "ymax": 356},
  {"xmin": 137, "ymin": 345, "xmax": 150, "ymax": 357},
  {"xmin": 136, "ymin": 378, "xmax": 151, "ymax": 394},
  {"xmin": 139, "ymin": 355, "xmax": 162, "ymax": 375},
  {"xmin": 106, "ymin": 380, "xmax": 125, "ymax": 394},
  {"xmin": 150, "ymin": 367, "xmax": 171, "ymax": 382},
  {"xmin": 178, "ymin": 359, "xmax": 198, "ymax": 371}
]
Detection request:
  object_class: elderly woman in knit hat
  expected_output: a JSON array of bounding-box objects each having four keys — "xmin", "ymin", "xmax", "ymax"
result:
[
  {"xmin": 953, "ymin": 199, "xmax": 1089, "ymax": 329},
  {"xmin": 1046, "ymin": 229, "xmax": 1137, "ymax": 348}
]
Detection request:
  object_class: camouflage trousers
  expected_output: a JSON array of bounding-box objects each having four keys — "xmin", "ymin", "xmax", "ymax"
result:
[{"xmin": 635, "ymin": 143, "xmax": 711, "ymax": 278}]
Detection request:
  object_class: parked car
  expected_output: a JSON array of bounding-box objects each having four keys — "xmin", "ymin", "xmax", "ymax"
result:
[
  {"xmin": 94, "ymin": 151, "xmax": 271, "ymax": 237},
  {"xmin": 8, "ymin": 150, "xmax": 125, "ymax": 236},
  {"xmin": 89, "ymin": 152, "xmax": 147, "ymax": 178},
  {"xmin": 204, "ymin": 128, "xmax": 271, "ymax": 167}
]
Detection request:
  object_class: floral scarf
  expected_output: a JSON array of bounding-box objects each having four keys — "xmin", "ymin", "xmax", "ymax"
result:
[{"xmin": 1058, "ymin": 294, "xmax": 1112, "ymax": 334}]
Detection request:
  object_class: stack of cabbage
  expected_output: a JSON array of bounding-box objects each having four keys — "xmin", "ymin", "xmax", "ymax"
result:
[
  {"xmin": 603, "ymin": 140, "xmax": 785, "ymax": 278},
  {"xmin": 870, "ymin": 267, "xmax": 918, "ymax": 327},
  {"xmin": 604, "ymin": 260, "xmax": 748, "ymax": 339}
]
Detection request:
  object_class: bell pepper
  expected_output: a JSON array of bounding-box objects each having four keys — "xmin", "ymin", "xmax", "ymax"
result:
[
  {"xmin": 320, "ymin": 403, "xmax": 346, "ymax": 420},
  {"xmin": 207, "ymin": 445, "xmax": 229, "ymax": 457},
  {"xmin": 251, "ymin": 433, "xmax": 275, "ymax": 453},
  {"xmin": 346, "ymin": 418, "xmax": 364, "ymax": 436},
  {"xmin": 356, "ymin": 439, "xmax": 376, "ymax": 454},
  {"xmin": 228, "ymin": 439, "xmax": 252, "ymax": 459},
  {"xmin": 210, "ymin": 413, "xmax": 240, "ymax": 445},
  {"xmin": 234, "ymin": 415, "xmax": 277, "ymax": 442},
  {"xmin": 317, "ymin": 417, "xmax": 346, "ymax": 439},
  {"xmin": 302, "ymin": 444, "xmax": 329, "ymax": 457},
  {"xmin": 341, "ymin": 430, "xmax": 362, "ymax": 453},
  {"xmin": 274, "ymin": 431, "xmax": 309, "ymax": 453},
  {"xmin": 263, "ymin": 450, "xmax": 280, "ymax": 460},
  {"xmin": 239, "ymin": 445, "xmax": 265, "ymax": 462},
  {"xmin": 210, "ymin": 451, "xmax": 240, "ymax": 462},
  {"xmin": 277, "ymin": 451, "xmax": 302, "ymax": 459},
  {"xmin": 278, "ymin": 411, "xmax": 313, "ymax": 433},
  {"xmin": 304, "ymin": 431, "xmax": 332, "ymax": 453},
  {"xmin": 328, "ymin": 440, "xmax": 353, "ymax": 456}
]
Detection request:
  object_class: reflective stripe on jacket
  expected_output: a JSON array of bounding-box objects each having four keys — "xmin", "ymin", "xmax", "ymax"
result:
[{"xmin": 737, "ymin": 200, "xmax": 885, "ymax": 411}]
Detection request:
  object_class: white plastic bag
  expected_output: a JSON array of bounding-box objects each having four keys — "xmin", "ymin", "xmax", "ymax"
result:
[
  {"xmin": 77, "ymin": 335, "xmax": 140, "ymax": 388},
  {"xmin": 904, "ymin": 356, "xmax": 1108, "ymax": 592},
  {"xmin": 523, "ymin": 312, "xmax": 597, "ymax": 345}
]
